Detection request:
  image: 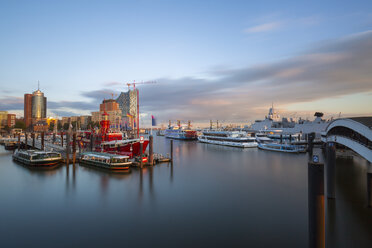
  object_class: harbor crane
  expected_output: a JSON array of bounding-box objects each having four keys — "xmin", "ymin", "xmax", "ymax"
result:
[{"xmin": 126, "ymin": 80, "xmax": 157, "ymax": 90}]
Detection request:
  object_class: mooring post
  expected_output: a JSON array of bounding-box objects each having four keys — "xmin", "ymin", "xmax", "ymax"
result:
[
  {"xmin": 41, "ymin": 132, "xmax": 45, "ymax": 150},
  {"xmin": 17, "ymin": 133, "xmax": 20, "ymax": 151},
  {"xmin": 289, "ymin": 134, "xmax": 292, "ymax": 144},
  {"xmin": 53, "ymin": 132, "xmax": 56, "ymax": 143},
  {"xmin": 32, "ymin": 133, "xmax": 35, "ymax": 149},
  {"xmin": 25, "ymin": 132, "xmax": 28, "ymax": 148},
  {"xmin": 170, "ymin": 139, "xmax": 173, "ymax": 162},
  {"xmin": 139, "ymin": 142, "xmax": 143, "ymax": 168},
  {"xmin": 326, "ymin": 142, "xmax": 336, "ymax": 199},
  {"xmin": 66, "ymin": 133, "xmax": 70, "ymax": 166},
  {"xmin": 367, "ymin": 173, "xmax": 372, "ymax": 208},
  {"xmin": 149, "ymin": 135, "xmax": 154, "ymax": 165},
  {"xmin": 61, "ymin": 132, "xmax": 64, "ymax": 147},
  {"xmin": 308, "ymin": 156, "xmax": 325, "ymax": 248},
  {"xmin": 90, "ymin": 134, "xmax": 93, "ymax": 151},
  {"xmin": 280, "ymin": 134, "xmax": 283, "ymax": 144},
  {"xmin": 308, "ymin": 132, "xmax": 315, "ymax": 158},
  {"xmin": 72, "ymin": 132, "xmax": 76, "ymax": 166}
]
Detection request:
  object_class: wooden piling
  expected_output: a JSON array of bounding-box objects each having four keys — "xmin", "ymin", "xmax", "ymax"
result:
[
  {"xmin": 90, "ymin": 134, "xmax": 94, "ymax": 151},
  {"xmin": 72, "ymin": 132, "xmax": 76, "ymax": 166},
  {"xmin": 149, "ymin": 135, "xmax": 154, "ymax": 165},
  {"xmin": 170, "ymin": 139, "xmax": 173, "ymax": 162},
  {"xmin": 41, "ymin": 132, "xmax": 45, "ymax": 150},
  {"xmin": 66, "ymin": 133, "xmax": 70, "ymax": 166},
  {"xmin": 17, "ymin": 133, "xmax": 20, "ymax": 151},
  {"xmin": 32, "ymin": 133, "xmax": 35, "ymax": 149},
  {"xmin": 25, "ymin": 132, "xmax": 28, "ymax": 149},
  {"xmin": 61, "ymin": 132, "xmax": 64, "ymax": 147}
]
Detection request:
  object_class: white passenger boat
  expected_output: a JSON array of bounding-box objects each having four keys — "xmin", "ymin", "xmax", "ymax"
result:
[
  {"xmin": 13, "ymin": 150, "xmax": 62, "ymax": 167},
  {"xmin": 80, "ymin": 152, "xmax": 132, "ymax": 171},
  {"xmin": 198, "ymin": 130, "xmax": 258, "ymax": 148},
  {"xmin": 257, "ymin": 143, "xmax": 306, "ymax": 153}
]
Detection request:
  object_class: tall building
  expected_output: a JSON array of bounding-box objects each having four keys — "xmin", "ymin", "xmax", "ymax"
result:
[
  {"xmin": 91, "ymin": 99, "xmax": 122, "ymax": 129},
  {"xmin": 31, "ymin": 89, "xmax": 47, "ymax": 121},
  {"xmin": 0, "ymin": 111, "xmax": 8, "ymax": 128},
  {"xmin": 116, "ymin": 89, "xmax": 138, "ymax": 127},
  {"xmin": 24, "ymin": 94, "xmax": 32, "ymax": 128},
  {"xmin": 7, "ymin": 114, "xmax": 16, "ymax": 128},
  {"xmin": 24, "ymin": 86, "xmax": 47, "ymax": 131}
]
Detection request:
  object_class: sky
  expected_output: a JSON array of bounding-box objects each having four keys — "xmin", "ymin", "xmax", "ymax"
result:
[{"xmin": 0, "ymin": 0, "xmax": 371, "ymax": 126}]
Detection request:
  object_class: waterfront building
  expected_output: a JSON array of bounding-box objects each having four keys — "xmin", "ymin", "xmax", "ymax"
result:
[
  {"xmin": 91, "ymin": 99, "xmax": 122, "ymax": 129},
  {"xmin": 7, "ymin": 114, "xmax": 16, "ymax": 128},
  {"xmin": 116, "ymin": 89, "xmax": 138, "ymax": 129},
  {"xmin": 24, "ymin": 93, "xmax": 32, "ymax": 128},
  {"xmin": 31, "ymin": 89, "xmax": 47, "ymax": 122},
  {"xmin": 0, "ymin": 111, "xmax": 8, "ymax": 128}
]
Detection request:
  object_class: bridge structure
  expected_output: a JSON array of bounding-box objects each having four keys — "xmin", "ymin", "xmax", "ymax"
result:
[{"xmin": 321, "ymin": 117, "xmax": 372, "ymax": 163}]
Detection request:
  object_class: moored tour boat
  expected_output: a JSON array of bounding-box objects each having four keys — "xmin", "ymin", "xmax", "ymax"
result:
[
  {"xmin": 257, "ymin": 142, "xmax": 306, "ymax": 153},
  {"xmin": 12, "ymin": 150, "xmax": 63, "ymax": 167},
  {"xmin": 198, "ymin": 130, "xmax": 258, "ymax": 148},
  {"xmin": 4, "ymin": 140, "xmax": 17, "ymax": 150},
  {"xmin": 80, "ymin": 152, "xmax": 132, "ymax": 171}
]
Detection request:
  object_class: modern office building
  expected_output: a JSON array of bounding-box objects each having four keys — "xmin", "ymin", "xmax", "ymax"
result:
[
  {"xmin": 24, "ymin": 93, "xmax": 32, "ymax": 128},
  {"xmin": 24, "ymin": 87, "xmax": 47, "ymax": 131},
  {"xmin": 31, "ymin": 89, "xmax": 47, "ymax": 121}
]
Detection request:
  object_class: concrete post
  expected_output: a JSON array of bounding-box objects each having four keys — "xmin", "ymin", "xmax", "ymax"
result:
[
  {"xmin": 308, "ymin": 160, "xmax": 325, "ymax": 248},
  {"xmin": 326, "ymin": 143, "xmax": 336, "ymax": 199},
  {"xmin": 149, "ymin": 135, "xmax": 154, "ymax": 165}
]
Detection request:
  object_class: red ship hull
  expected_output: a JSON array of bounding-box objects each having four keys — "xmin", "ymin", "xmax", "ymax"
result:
[{"xmin": 95, "ymin": 140, "xmax": 149, "ymax": 158}]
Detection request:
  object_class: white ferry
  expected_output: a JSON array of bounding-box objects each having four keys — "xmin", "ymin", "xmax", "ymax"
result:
[
  {"xmin": 257, "ymin": 143, "xmax": 306, "ymax": 153},
  {"xmin": 80, "ymin": 152, "xmax": 132, "ymax": 171},
  {"xmin": 13, "ymin": 150, "xmax": 62, "ymax": 167},
  {"xmin": 198, "ymin": 130, "xmax": 258, "ymax": 148}
]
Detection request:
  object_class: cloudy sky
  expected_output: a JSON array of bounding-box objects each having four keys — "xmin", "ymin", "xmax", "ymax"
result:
[{"xmin": 0, "ymin": 0, "xmax": 371, "ymax": 125}]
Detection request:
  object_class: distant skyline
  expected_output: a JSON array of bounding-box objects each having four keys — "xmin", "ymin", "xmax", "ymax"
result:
[{"xmin": 1, "ymin": 0, "xmax": 371, "ymax": 125}]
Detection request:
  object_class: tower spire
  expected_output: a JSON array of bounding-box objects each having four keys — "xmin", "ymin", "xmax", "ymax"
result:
[{"xmin": 38, "ymin": 80, "xmax": 40, "ymax": 90}]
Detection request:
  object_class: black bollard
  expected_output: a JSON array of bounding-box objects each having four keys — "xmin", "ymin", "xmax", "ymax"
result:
[
  {"xmin": 326, "ymin": 143, "xmax": 336, "ymax": 199},
  {"xmin": 308, "ymin": 158, "xmax": 325, "ymax": 248},
  {"xmin": 149, "ymin": 135, "xmax": 154, "ymax": 165}
]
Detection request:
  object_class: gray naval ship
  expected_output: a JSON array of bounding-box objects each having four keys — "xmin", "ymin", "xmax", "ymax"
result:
[{"xmin": 249, "ymin": 104, "xmax": 331, "ymax": 138}]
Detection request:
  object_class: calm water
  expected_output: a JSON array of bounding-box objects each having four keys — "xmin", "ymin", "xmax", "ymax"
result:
[{"xmin": 0, "ymin": 136, "xmax": 371, "ymax": 248}]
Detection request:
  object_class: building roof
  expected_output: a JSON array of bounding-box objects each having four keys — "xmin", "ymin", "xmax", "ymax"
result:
[{"xmin": 349, "ymin": 117, "xmax": 372, "ymax": 129}]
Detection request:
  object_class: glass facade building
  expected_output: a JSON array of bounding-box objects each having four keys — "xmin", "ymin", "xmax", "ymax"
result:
[{"xmin": 31, "ymin": 90, "xmax": 47, "ymax": 119}]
